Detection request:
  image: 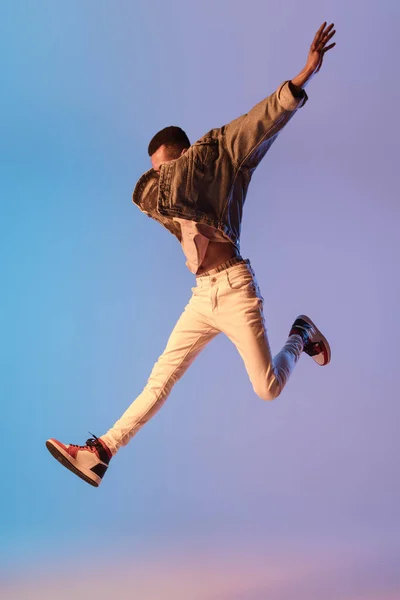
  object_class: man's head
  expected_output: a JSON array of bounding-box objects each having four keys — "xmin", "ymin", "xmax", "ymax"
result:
[{"xmin": 148, "ymin": 126, "xmax": 190, "ymax": 171}]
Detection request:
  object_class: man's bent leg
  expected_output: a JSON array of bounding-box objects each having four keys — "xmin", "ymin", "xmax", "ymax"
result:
[
  {"xmin": 215, "ymin": 262, "xmax": 303, "ymax": 401},
  {"xmin": 101, "ymin": 301, "xmax": 219, "ymax": 453}
]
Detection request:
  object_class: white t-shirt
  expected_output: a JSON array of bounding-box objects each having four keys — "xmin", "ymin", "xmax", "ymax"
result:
[{"xmin": 174, "ymin": 218, "xmax": 231, "ymax": 274}]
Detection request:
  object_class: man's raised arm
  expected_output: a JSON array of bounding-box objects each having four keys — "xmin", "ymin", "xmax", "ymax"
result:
[{"xmin": 220, "ymin": 22, "xmax": 336, "ymax": 171}]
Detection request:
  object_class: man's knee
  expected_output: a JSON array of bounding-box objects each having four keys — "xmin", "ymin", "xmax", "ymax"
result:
[{"xmin": 253, "ymin": 379, "xmax": 282, "ymax": 401}]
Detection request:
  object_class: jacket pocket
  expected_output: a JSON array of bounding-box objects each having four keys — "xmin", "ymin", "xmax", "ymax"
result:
[
  {"xmin": 193, "ymin": 139, "xmax": 219, "ymax": 168},
  {"xmin": 185, "ymin": 140, "xmax": 219, "ymax": 210}
]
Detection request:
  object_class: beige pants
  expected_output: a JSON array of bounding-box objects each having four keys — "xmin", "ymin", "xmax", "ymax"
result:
[{"xmin": 102, "ymin": 260, "xmax": 303, "ymax": 454}]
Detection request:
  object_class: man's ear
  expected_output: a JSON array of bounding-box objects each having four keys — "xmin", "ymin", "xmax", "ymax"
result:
[{"xmin": 180, "ymin": 148, "xmax": 188, "ymax": 156}]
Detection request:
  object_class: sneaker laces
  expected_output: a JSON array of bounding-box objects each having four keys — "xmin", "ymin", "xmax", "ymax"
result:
[
  {"xmin": 86, "ymin": 433, "xmax": 101, "ymax": 446},
  {"xmin": 69, "ymin": 433, "xmax": 101, "ymax": 450}
]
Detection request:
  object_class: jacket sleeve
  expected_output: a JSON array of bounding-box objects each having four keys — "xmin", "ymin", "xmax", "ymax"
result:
[{"xmin": 220, "ymin": 81, "xmax": 308, "ymax": 170}]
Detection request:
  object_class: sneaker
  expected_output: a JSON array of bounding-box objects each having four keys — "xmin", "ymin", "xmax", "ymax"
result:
[
  {"xmin": 290, "ymin": 315, "xmax": 331, "ymax": 366},
  {"xmin": 46, "ymin": 434, "xmax": 112, "ymax": 487}
]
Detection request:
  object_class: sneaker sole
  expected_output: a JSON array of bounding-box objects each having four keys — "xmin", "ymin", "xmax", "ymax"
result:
[
  {"xmin": 46, "ymin": 440, "xmax": 100, "ymax": 487},
  {"xmin": 297, "ymin": 314, "xmax": 331, "ymax": 366}
]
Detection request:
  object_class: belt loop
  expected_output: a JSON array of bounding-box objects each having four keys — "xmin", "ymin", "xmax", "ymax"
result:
[{"xmin": 196, "ymin": 255, "xmax": 244, "ymax": 279}]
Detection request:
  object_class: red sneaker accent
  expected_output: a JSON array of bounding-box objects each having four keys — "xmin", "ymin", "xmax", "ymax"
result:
[{"xmin": 46, "ymin": 435, "xmax": 111, "ymax": 487}]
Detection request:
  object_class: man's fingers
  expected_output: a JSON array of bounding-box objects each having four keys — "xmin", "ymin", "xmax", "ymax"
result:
[
  {"xmin": 312, "ymin": 21, "xmax": 334, "ymax": 51},
  {"xmin": 318, "ymin": 29, "xmax": 336, "ymax": 51},
  {"xmin": 324, "ymin": 23, "xmax": 335, "ymax": 35},
  {"xmin": 322, "ymin": 42, "xmax": 336, "ymax": 53},
  {"xmin": 315, "ymin": 21, "xmax": 327, "ymax": 40},
  {"xmin": 312, "ymin": 21, "xmax": 327, "ymax": 49},
  {"xmin": 323, "ymin": 28, "xmax": 336, "ymax": 43}
]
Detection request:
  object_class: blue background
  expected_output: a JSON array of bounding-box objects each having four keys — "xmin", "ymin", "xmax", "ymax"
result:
[{"xmin": 1, "ymin": 1, "xmax": 399, "ymax": 598}]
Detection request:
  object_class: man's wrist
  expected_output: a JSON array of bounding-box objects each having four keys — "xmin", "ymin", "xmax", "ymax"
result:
[{"xmin": 291, "ymin": 67, "xmax": 315, "ymax": 91}]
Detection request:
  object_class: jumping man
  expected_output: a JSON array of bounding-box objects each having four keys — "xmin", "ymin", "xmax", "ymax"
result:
[{"xmin": 46, "ymin": 23, "xmax": 336, "ymax": 486}]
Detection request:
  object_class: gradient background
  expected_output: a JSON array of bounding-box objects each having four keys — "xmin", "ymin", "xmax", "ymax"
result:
[{"xmin": 1, "ymin": 0, "xmax": 399, "ymax": 598}]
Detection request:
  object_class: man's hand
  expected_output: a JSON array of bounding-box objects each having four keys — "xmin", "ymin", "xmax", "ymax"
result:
[
  {"xmin": 306, "ymin": 22, "xmax": 336, "ymax": 73},
  {"xmin": 291, "ymin": 22, "xmax": 336, "ymax": 90}
]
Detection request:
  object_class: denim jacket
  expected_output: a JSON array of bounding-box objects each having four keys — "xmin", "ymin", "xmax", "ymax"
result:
[{"xmin": 132, "ymin": 81, "xmax": 307, "ymax": 248}]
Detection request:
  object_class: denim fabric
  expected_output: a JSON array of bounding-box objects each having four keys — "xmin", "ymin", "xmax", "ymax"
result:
[{"xmin": 132, "ymin": 81, "xmax": 307, "ymax": 249}]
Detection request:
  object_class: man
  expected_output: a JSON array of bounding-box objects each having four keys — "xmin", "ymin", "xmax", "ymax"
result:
[{"xmin": 46, "ymin": 23, "xmax": 336, "ymax": 487}]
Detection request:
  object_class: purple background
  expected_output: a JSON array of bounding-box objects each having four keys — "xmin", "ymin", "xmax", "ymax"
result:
[{"xmin": 1, "ymin": 0, "xmax": 399, "ymax": 598}]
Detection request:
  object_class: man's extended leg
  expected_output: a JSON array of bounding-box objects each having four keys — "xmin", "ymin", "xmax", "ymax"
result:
[
  {"xmin": 46, "ymin": 289, "xmax": 219, "ymax": 486},
  {"xmin": 101, "ymin": 301, "xmax": 219, "ymax": 452},
  {"xmin": 213, "ymin": 260, "xmax": 330, "ymax": 400}
]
